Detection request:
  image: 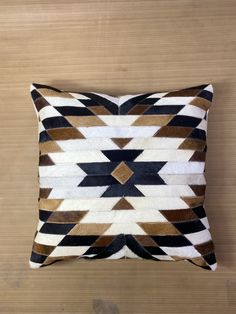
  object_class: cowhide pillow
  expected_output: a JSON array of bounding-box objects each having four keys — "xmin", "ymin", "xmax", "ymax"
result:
[{"xmin": 29, "ymin": 82, "xmax": 217, "ymax": 270}]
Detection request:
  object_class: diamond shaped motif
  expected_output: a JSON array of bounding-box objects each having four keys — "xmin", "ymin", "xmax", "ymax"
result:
[{"xmin": 111, "ymin": 161, "xmax": 134, "ymax": 184}]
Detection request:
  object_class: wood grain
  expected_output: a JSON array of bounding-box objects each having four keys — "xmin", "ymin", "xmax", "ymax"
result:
[{"xmin": 0, "ymin": 0, "xmax": 236, "ymax": 313}]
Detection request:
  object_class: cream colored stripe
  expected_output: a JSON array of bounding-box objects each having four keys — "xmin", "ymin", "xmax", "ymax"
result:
[
  {"xmin": 48, "ymin": 186, "xmax": 109, "ymax": 199},
  {"xmin": 49, "ymin": 246, "xmax": 90, "ymax": 257},
  {"xmin": 39, "ymin": 164, "xmax": 86, "ymax": 177},
  {"xmin": 159, "ymin": 174, "xmax": 206, "ymax": 185},
  {"xmin": 48, "ymin": 149, "xmax": 196, "ymax": 163},
  {"xmin": 79, "ymin": 209, "xmax": 167, "ymax": 223},
  {"xmin": 78, "ymin": 126, "xmax": 160, "ymax": 138},
  {"xmin": 55, "ymin": 137, "xmax": 185, "ymax": 152},
  {"xmin": 34, "ymin": 233, "xmax": 65, "ymax": 246},
  {"xmin": 40, "ymin": 197, "xmax": 193, "ymax": 211},
  {"xmin": 134, "ymin": 149, "xmax": 194, "ymax": 161},
  {"xmin": 49, "ymin": 151, "xmax": 110, "ymax": 163},
  {"xmin": 135, "ymin": 185, "xmax": 196, "ymax": 197}
]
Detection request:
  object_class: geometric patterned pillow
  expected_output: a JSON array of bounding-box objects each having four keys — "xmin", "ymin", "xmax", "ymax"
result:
[{"xmin": 29, "ymin": 83, "xmax": 217, "ymax": 271}]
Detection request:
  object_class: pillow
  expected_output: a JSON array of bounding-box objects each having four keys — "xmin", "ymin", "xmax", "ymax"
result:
[{"xmin": 29, "ymin": 82, "xmax": 217, "ymax": 271}]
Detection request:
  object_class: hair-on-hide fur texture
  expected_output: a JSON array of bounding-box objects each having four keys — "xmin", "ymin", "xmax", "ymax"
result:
[{"xmin": 29, "ymin": 83, "xmax": 217, "ymax": 271}]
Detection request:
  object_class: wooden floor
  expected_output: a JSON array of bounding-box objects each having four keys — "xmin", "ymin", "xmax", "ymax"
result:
[{"xmin": 0, "ymin": 1, "xmax": 236, "ymax": 313}]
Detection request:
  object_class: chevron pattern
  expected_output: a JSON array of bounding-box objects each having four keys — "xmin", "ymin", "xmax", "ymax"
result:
[{"xmin": 29, "ymin": 83, "xmax": 217, "ymax": 270}]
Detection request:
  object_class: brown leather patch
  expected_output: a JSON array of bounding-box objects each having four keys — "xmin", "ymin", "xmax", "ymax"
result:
[
  {"xmin": 189, "ymin": 151, "xmax": 206, "ymax": 161},
  {"xmin": 138, "ymin": 222, "xmax": 180, "ymax": 235},
  {"xmin": 111, "ymin": 138, "xmax": 132, "ymax": 149},
  {"xmin": 40, "ymin": 188, "xmax": 52, "ymax": 198},
  {"xmin": 132, "ymin": 115, "xmax": 174, "ymax": 126},
  {"xmin": 39, "ymin": 141, "xmax": 62, "ymax": 154},
  {"xmin": 178, "ymin": 138, "xmax": 206, "ymax": 151},
  {"xmin": 195, "ymin": 240, "xmax": 215, "ymax": 255},
  {"xmin": 166, "ymin": 88, "xmax": 203, "ymax": 97},
  {"xmin": 112, "ymin": 197, "xmax": 134, "ymax": 210},
  {"xmin": 47, "ymin": 127, "xmax": 85, "ymax": 140},
  {"xmin": 88, "ymin": 106, "xmax": 112, "ymax": 115},
  {"xmin": 47, "ymin": 211, "xmax": 88, "ymax": 224},
  {"xmin": 43, "ymin": 255, "xmax": 77, "ymax": 266},
  {"xmin": 181, "ymin": 196, "xmax": 205, "ymax": 207},
  {"xmin": 93, "ymin": 235, "xmax": 115, "ymax": 247},
  {"xmin": 190, "ymin": 185, "xmax": 206, "ymax": 196},
  {"xmin": 188, "ymin": 256, "xmax": 208, "ymax": 267},
  {"xmin": 69, "ymin": 223, "xmax": 111, "ymax": 236},
  {"xmin": 190, "ymin": 97, "xmax": 212, "ymax": 110},
  {"xmin": 34, "ymin": 97, "xmax": 50, "ymax": 112},
  {"xmin": 127, "ymin": 105, "xmax": 151, "ymax": 115},
  {"xmin": 111, "ymin": 161, "xmax": 134, "ymax": 184},
  {"xmin": 39, "ymin": 154, "xmax": 55, "ymax": 166},
  {"xmin": 160, "ymin": 209, "xmax": 198, "ymax": 222},
  {"xmin": 38, "ymin": 88, "xmax": 72, "ymax": 98},
  {"xmin": 39, "ymin": 199, "xmax": 63, "ymax": 211},
  {"xmin": 134, "ymin": 235, "xmax": 158, "ymax": 246},
  {"xmin": 154, "ymin": 126, "xmax": 193, "ymax": 138},
  {"xmin": 66, "ymin": 116, "xmax": 106, "ymax": 127},
  {"xmin": 32, "ymin": 242, "xmax": 55, "ymax": 256}
]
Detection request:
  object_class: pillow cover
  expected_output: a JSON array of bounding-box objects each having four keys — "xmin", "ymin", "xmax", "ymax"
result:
[{"xmin": 29, "ymin": 82, "xmax": 217, "ymax": 271}]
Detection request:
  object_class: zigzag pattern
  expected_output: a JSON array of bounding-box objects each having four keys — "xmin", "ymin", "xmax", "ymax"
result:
[{"xmin": 29, "ymin": 83, "xmax": 217, "ymax": 270}]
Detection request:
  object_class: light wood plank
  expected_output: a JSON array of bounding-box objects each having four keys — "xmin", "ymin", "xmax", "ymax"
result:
[{"xmin": 0, "ymin": 0, "xmax": 236, "ymax": 313}]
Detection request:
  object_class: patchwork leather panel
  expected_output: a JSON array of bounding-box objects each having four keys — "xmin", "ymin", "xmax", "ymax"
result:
[{"xmin": 29, "ymin": 83, "xmax": 217, "ymax": 270}]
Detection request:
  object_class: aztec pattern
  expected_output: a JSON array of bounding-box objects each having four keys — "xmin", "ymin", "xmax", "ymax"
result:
[{"xmin": 29, "ymin": 83, "xmax": 217, "ymax": 270}]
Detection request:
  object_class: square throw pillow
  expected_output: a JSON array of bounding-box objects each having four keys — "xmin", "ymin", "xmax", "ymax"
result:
[{"xmin": 29, "ymin": 82, "xmax": 217, "ymax": 270}]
